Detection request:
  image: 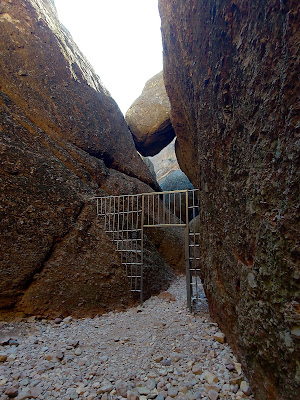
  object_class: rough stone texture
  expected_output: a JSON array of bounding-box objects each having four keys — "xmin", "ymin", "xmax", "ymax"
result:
[
  {"xmin": 0, "ymin": 277, "xmax": 255, "ymax": 400},
  {"xmin": 141, "ymin": 156, "xmax": 156, "ymax": 180},
  {"xmin": 149, "ymin": 138, "xmax": 179, "ymax": 182},
  {"xmin": 125, "ymin": 71, "xmax": 175, "ymax": 156},
  {"xmin": 145, "ymin": 227, "xmax": 185, "ymax": 275},
  {"xmin": 160, "ymin": 170, "xmax": 193, "ymax": 192},
  {"xmin": 159, "ymin": 1, "xmax": 300, "ymax": 399},
  {"xmin": 147, "ymin": 138, "xmax": 194, "ymax": 224},
  {"xmin": 160, "ymin": 170, "xmax": 194, "ymax": 223},
  {"xmin": 0, "ymin": 0, "xmax": 174, "ymax": 318}
]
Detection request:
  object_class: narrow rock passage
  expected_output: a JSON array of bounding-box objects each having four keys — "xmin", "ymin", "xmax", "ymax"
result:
[{"xmin": 0, "ymin": 277, "xmax": 253, "ymax": 400}]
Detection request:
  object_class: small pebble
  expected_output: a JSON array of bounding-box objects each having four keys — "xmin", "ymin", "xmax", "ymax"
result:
[
  {"xmin": 4, "ymin": 387, "xmax": 19, "ymax": 398},
  {"xmin": 208, "ymin": 389, "xmax": 219, "ymax": 400},
  {"xmin": 213, "ymin": 333, "xmax": 225, "ymax": 344},
  {"xmin": 0, "ymin": 278, "xmax": 254, "ymax": 400}
]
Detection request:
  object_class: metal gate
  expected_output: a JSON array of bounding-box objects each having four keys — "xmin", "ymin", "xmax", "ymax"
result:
[{"xmin": 95, "ymin": 189, "xmax": 201, "ymax": 312}]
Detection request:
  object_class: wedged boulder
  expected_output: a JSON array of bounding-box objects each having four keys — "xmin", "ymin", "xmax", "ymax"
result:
[
  {"xmin": 147, "ymin": 139, "xmax": 194, "ymax": 223},
  {"xmin": 149, "ymin": 138, "xmax": 179, "ymax": 182},
  {"xmin": 159, "ymin": 0, "xmax": 300, "ymax": 399},
  {"xmin": 0, "ymin": 0, "xmax": 176, "ymax": 318},
  {"xmin": 125, "ymin": 71, "xmax": 175, "ymax": 156}
]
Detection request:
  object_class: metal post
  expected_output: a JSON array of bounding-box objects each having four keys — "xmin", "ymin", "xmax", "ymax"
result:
[
  {"xmin": 140, "ymin": 194, "xmax": 145, "ymax": 305},
  {"xmin": 163, "ymin": 193, "xmax": 165, "ymax": 224},
  {"xmin": 185, "ymin": 190, "xmax": 192, "ymax": 312}
]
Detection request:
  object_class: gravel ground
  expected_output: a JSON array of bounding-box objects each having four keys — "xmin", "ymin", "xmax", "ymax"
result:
[{"xmin": 0, "ymin": 276, "xmax": 254, "ymax": 400}]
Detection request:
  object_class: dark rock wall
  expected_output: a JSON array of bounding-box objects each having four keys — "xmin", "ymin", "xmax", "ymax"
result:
[
  {"xmin": 159, "ymin": 0, "xmax": 300, "ymax": 399},
  {"xmin": 0, "ymin": 0, "xmax": 171, "ymax": 317}
]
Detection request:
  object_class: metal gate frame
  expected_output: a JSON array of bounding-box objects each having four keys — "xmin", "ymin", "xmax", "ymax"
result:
[{"xmin": 95, "ymin": 189, "xmax": 201, "ymax": 312}]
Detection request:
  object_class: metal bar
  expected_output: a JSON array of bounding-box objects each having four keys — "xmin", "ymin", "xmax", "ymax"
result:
[
  {"xmin": 104, "ymin": 198, "xmax": 107, "ymax": 231},
  {"xmin": 147, "ymin": 195, "xmax": 150, "ymax": 225},
  {"xmin": 185, "ymin": 190, "xmax": 192, "ymax": 312},
  {"xmin": 153, "ymin": 193, "xmax": 155, "ymax": 224},
  {"xmin": 168, "ymin": 194, "xmax": 171, "ymax": 224},
  {"xmin": 121, "ymin": 197, "xmax": 125, "ymax": 264},
  {"xmin": 118, "ymin": 249, "xmax": 142, "ymax": 253},
  {"xmin": 193, "ymin": 190, "xmax": 196, "ymax": 219},
  {"xmin": 112, "ymin": 197, "xmax": 116, "ymax": 241},
  {"xmin": 140, "ymin": 194, "xmax": 145, "ymax": 305},
  {"xmin": 143, "ymin": 223, "xmax": 186, "ymax": 228},
  {"xmin": 123, "ymin": 262, "xmax": 143, "ymax": 265},
  {"xmin": 139, "ymin": 189, "xmax": 189, "ymax": 196},
  {"xmin": 173, "ymin": 192, "xmax": 176, "ymax": 223},
  {"xmin": 131, "ymin": 196, "xmax": 134, "ymax": 240},
  {"xmin": 163, "ymin": 193, "xmax": 165, "ymax": 225},
  {"xmin": 138, "ymin": 196, "xmax": 142, "ymax": 291},
  {"xmin": 108, "ymin": 197, "xmax": 112, "ymax": 232},
  {"xmin": 114, "ymin": 238, "xmax": 142, "ymax": 242},
  {"xmin": 179, "ymin": 193, "xmax": 182, "ymax": 222},
  {"xmin": 107, "ymin": 228, "xmax": 142, "ymax": 233},
  {"xmin": 126, "ymin": 197, "xmax": 129, "ymax": 272},
  {"xmin": 117, "ymin": 197, "xmax": 120, "ymax": 243},
  {"xmin": 93, "ymin": 193, "xmax": 142, "ymax": 199},
  {"xmin": 95, "ymin": 189, "xmax": 200, "ymax": 311},
  {"xmin": 136, "ymin": 196, "xmax": 139, "ymax": 289},
  {"xmin": 158, "ymin": 194, "xmax": 160, "ymax": 225},
  {"xmin": 107, "ymin": 210, "xmax": 141, "ymax": 215}
]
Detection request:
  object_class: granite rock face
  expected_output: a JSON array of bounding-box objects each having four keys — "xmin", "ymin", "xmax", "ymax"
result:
[
  {"xmin": 149, "ymin": 138, "xmax": 179, "ymax": 182},
  {"xmin": 148, "ymin": 138, "xmax": 194, "ymax": 224},
  {"xmin": 160, "ymin": 170, "xmax": 193, "ymax": 193},
  {"xmin": 159, "ymin": 0, "xmax": 300, "ymax": 399},
  {"xmin": 125, "ymin": 71, "xmax": 175, "ymax": 156},
  {"xmin": 0, "ymin": 0, "xmax": 173, "ymax": 318}
]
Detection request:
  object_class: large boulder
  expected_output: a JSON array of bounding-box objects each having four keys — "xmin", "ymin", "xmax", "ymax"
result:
[
  {"xmin": 0, "ymin": 0, "xmax": 176, "ymax": 318},
  {"xmin": 149, "ymin": 138, "xmax": 179, "ymax": 182},
  {"xmin": 160, "ymin": 170, "xmax": 193, "ymax": 192},
  {"xmin": 125, "ymin": 71, "xmax": 175, "ymax": 156},
  {"xmin": 160, "ymin": 169, "xmax": 194, "ymax": 223},
  {"xmin": 159, "ymin": 1, "xmax": 300, "ymax": 399},
  {"xmin": 148, "ymin": 139, "xmax": 194, "ymax": 223}
]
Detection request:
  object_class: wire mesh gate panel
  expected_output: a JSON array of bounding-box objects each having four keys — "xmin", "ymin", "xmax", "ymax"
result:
[
  {"xmin": 95, "ymin": 189, "xmax": 202, "ymax": 312},
  {"xmin": 96, "ymin": 194, "xmax": 144, "ymax": 303}
]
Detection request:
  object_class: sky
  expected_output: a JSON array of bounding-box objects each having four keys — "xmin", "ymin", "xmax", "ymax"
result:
[{"xmin": 54, "ymin": 0, "xmax": 163, "ymax": 114}]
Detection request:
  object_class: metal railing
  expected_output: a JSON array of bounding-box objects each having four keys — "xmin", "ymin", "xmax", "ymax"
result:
[{"xmin": 95, "ymin": 189, "xmax": 202, "ymax": 311}]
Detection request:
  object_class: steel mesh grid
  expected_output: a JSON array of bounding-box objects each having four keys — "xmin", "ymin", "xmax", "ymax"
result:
[{"xmin": 95, "ymin": 189, "xmax": 202, "ymax": 311}]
